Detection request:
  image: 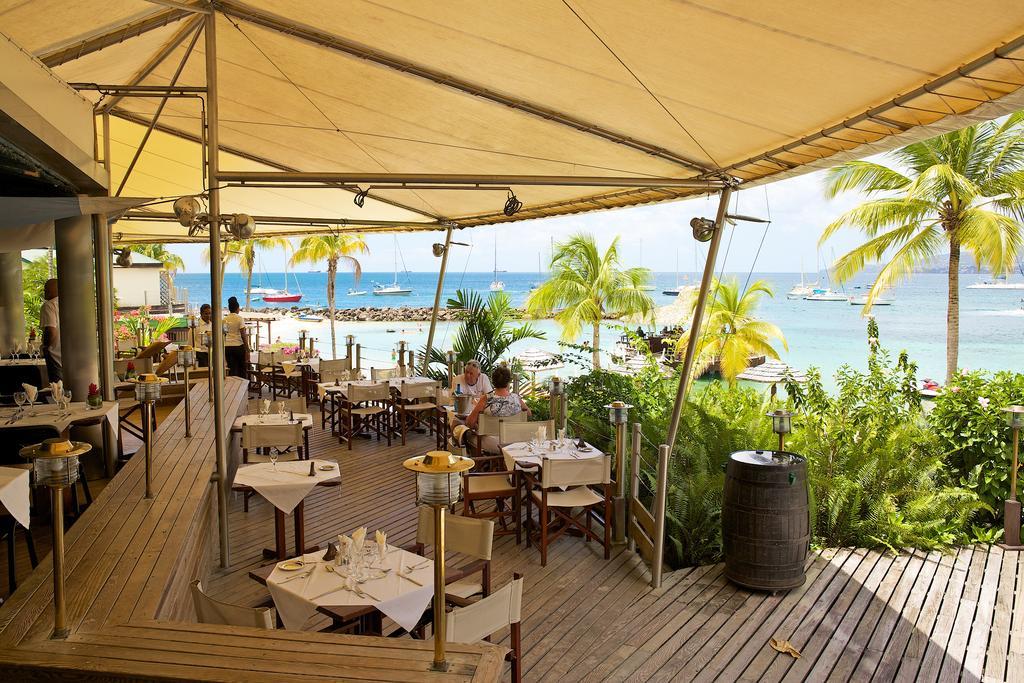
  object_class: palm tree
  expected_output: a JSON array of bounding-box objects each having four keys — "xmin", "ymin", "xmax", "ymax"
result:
[
  {"xmin": 675, "ymin": 278, "xmax": 787, "ymax": 385},
  {"xmin": 129, "ymin": 244, "xmax": 185, "ymax": 272},
  {"xmin": 422, "ymin": 289, "xmax": 544, "ymax": 382},
  {"xmin": 526, "ymin": 233, "xmax": 653, "ymax": 370},
  {"xmin": 290, "ymin": 234, "xmax": 368, "ymax": 358},
  {"xmin": 820, "ymin": 115, "xmax": 1024, "ymax": 381}
]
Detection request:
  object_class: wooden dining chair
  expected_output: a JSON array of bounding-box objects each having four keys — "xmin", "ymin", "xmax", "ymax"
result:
[
  {"xmin": 340, "ymin": 382, "xmax": 391, "ymax": 450},
  {"xmin": 394, "ymin": 380, "xmax": 439, "ymax": 445},
  {"xmin": 498, "ymin": 419, "xmax": 555, "ymax": 446},
  {"xmin": 1, "ymin": 507, "xmax": 38, "ymax": 596},
  {"xmin": 317, "ymin": 357, "xmax": 352, "ymax": 383},
  {"xmin": 413, "ymin": 507, "xmax": 494, "ymax": 601},
  {"xmin": 445, "ymin": 573, "xmax": 524, "ymax": 683},
  {"xmin": 190, "ymin": 579, "xmax": 275, "ymax": 629},
  {"xmin": 475, "ymin": 413, "xmax": 527, "ymax": 469},
  {"xmin": 240, "ymin": 422, "xmax": 305, "ymax": 464},
  {"xmin": 524, "ymin": 455, "xmax": 613, "ymax": 567},
  {"xmin": 370, "ymin": 366, "xmax": 399, "ymax": 381},
  {"xmin": 462, "ymin": 468, "xmax": 521, "ymax": 543}
]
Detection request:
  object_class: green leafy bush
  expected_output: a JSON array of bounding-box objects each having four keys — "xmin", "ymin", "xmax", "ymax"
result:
[{"xmin": 929, "ymin": 370, "xmax": 1024, "ymax": 521}]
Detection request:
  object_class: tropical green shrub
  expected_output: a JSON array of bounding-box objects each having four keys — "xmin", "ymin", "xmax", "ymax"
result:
[
  {"xmin": 929, "ymin": 370, "xmax": 1024, "ymax": 521},
  {"xmin": 785, "ymin": 351, "xmax": 987, "ymax": 551},
  {"xmin": 22, "ymin": 256, "xmax": 50, "ymax": 333}
]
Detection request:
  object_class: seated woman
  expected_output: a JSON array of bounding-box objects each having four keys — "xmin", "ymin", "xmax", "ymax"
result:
[{"xmin": 466, "ymin": 364, "xmax": 530, "ymax": 454}]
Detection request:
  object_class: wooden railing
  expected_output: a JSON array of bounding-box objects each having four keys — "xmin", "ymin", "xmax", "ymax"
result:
[{"xmin": 627, "ymin": 422, "xmax": 670, "ymax": 588}]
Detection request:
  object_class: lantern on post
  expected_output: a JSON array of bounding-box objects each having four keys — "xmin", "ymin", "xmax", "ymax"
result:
[
  {"xmin": 445, "ymin": 350, "xmax": 457, "ymax": 389},
  {"xmin": 1002, "ymin": 405, "xmax": 1024, "ymax": 550},
  {"xmin": 20, "ymin": 438, "xmax": 91, "ymax": 639},
  {"xmin": 298, "ymin": 329, "xmax": 308, "ymax": 353},
  {"xmin": 402, "ymin": 451, "xmax": 475, "ymax": 672},
  {"xmin": 767, "ymin": 409, "xmax": 793, "ymax": 452},
  {"xmin": 345, "ymin": 334, "xmax": 355, "ymax": 365},
  {"xmin": 396, "ymin": 341, "xmax": 408, "ymax": 376},
  {"xmin": 604, "ymin": 401, "xmax": 632, "ymax": 543},
  {"xmin": 132, "ymin": 374, "xmax": 168, "ymax": 498},
  {"xmin": 179, "ymin": 345, "xmax": 195, "ymax": 438},
  {"xmin": 549, "ymin": 376, "xmax": 567, "ymax": 432}
]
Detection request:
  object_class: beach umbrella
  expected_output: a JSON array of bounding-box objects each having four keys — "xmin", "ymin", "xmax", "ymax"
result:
[
  {"xmin": 736, "ymin": 359, "xmax": 807, "ymax": 384},
  {"xmin": 655, "ymin": 288, "xmax": 697, "ymax": 328},
  {"xmin": 515, "ymin": 347, "xmax": 564, "ymax": 390}
]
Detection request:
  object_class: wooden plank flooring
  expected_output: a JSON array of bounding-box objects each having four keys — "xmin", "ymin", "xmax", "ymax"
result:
[
  {"xmin": 201, "ymin": 414, "xmax": 1024, "ymax": 682},
  {"xmin": 3, "ymin": 394, "xmax": 1022, "ymax": 681}
]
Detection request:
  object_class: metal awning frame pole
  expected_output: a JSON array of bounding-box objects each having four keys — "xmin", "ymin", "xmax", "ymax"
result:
[
  {"xmin": 664, "ymin": 184, "xmax": 734, "ymax": 451},
  {"xmin": 205, "ymin": 10, "xmax": 230, "ymax": 569},
  {"xmin": 422, "ymin": 226, "xmax": 453, "ymax": 375}
]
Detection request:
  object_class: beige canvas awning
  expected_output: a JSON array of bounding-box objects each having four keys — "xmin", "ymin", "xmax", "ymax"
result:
[{"xmin": 3, "ymin": 1, "xmax": 1024, "ymax": 242}]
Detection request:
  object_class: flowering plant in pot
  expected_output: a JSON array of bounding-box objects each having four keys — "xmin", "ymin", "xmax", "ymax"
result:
[{"xmin": 87, "ymin": 383, "xmax": 103, "ymax": 409}]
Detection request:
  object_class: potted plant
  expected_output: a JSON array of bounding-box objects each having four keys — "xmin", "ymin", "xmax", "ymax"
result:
[
  {"xmin": 87, "ymin": 383, "xmax": 103, "ymax": 409},
  {"xmin": 125, "ymin": 361, "xmax": 136, "ymax": 380}
]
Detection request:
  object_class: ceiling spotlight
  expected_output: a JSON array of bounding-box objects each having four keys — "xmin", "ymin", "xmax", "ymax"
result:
[
  {"xmin": 172, "ymin": 196, "xmax": 201, "ymax": 227},
  {"xmin": 353, "ymin": 187, "xmax": 370, "ymax": 208},
  {"xmin": 227, "ymin": 213, "xmax": 255, "ymax": 240},
  {"xmin": 503, "ymin": 191, "xmax": 522, "ymax": 217},
  {"xmin": 431, "ymin": 243, "xmax": 445, "ymax": 257},
  {"xmin": 690, "ymin": 216, "xmax": 716, "ymax": 242},
  {"xmin": 114, "ymin": 247, "xmax": 132, "ymax": 267}
]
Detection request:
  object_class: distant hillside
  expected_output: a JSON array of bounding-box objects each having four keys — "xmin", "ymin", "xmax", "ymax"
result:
[{"xmin": 856, "ymin": 252, "xmax": 984, "ymax": 275}]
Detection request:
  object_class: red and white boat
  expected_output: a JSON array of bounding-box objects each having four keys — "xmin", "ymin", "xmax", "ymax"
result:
[{"xmin": 262, "ymin": 291, "xmax": 302, "ymax": 303}]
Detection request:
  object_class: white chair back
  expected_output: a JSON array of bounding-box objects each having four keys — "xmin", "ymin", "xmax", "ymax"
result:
[
  {"xmin": 257, "ymin": 350, "xmax": 279, "ymax": 368},
  {"xmin": 348, "ymin": 382, "xmax": 391, "ymax": 403},
  {"xmin": 191, "ymin": 580, "xmax": 275, "ymax": 629},
  {"xmin": 247, "ymin": 396, "xmax": 306, "ymax": 414},
  {"xmin": 541, "ymin": 454, "xmax": 611, "ymax": 489},
  {"xmin": 318, "ymin": 358, "xmax": 351, "ymax": 382},
  {"xmin": 416, "ymin": 507, "xmax": 494, "ymax": 560},
  {"xmin": 371, "ymin": 366, "xmax": 400, "ymax": 381},
  {"xmin": 399, "ymin": 380, "xmax": 438, "ymax": 401},
  {"xmin": 241, "ymin": 422, "xmax": 303, "ymax": 450},
  {"xmin": 446, "ymin": 577, "xmax": 523, "ymax": 644},
  {"xmin": 477, "ymin": 411, "xmax": 527, "ymax": 437},
  {"xmin": 500, "ymin": 419, "xmax": 554, "ymax": 445}
]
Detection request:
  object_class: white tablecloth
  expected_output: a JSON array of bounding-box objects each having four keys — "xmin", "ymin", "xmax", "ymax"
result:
[
  {"xmin": 0, "ymin": 401, "xmax": 118, "ymax": 434},
  {"xmin": 233, "ymin": 460, "xmax": 339, "ymax": 513},
  {"xmin": 233, "ymin": 413, "xmax": 313, "ymax": 430},
  {"xmin": 502, "ymin": 440, "xmax": 604, "ymax": 470},
  {"xmin": 0, "ymin": 358, "xmax": 46, "ymax": 368},
  {"xmin": 0, "ymin": 467, "xmax": 30, "ymax": 528},
  {"xmin": 316, "ymin": 376, "xmax": 435, "ymax": 401},
  {"xmin": 267, "ymin": 545, "xmax": 434, "ymax": 631}
]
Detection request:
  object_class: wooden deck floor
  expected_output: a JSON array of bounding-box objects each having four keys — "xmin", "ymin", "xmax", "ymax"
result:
[
  {"xmin": 201, "ymin": 415, "xmax": 1024, "ymax": 683},
  {"xmin": 3, "ymin": 398, "xmax": 1020, "ymax": 681}
]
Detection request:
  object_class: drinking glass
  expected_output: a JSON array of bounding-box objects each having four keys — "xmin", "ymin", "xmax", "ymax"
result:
[
  {"xmin": 277, "ymin": 401, "xmax": 286, "ymax": 419},
  {"xmin": 63, "ymin": 390, "xmax": 73, "ymax": 417},
  {"xmin": 269, "ymin": 449, "xmax": 279, "ymax": 470},
  {"xmin": 14, "ymin": 391, "xmax": 26, "ymax": 410},
  {"xmin": 258, "ymin": 401, "xmax": 268, "ymax": 424}
]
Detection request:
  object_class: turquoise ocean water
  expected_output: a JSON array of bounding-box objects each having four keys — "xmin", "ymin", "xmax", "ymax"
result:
[{"xmin": 174, "ymin": 271, "xmax": 1022, "ymax": 381}]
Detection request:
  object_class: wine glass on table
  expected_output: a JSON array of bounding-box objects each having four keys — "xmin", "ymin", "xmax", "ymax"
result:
[
  {"xmin": 62, "ymin": 390, "xmax": 72, "ymax": 418},
  {"xmin": 277, "ymin": 400, "xmax": 286, "ymax": 420},
  {"xmin": 13, "ymin": 391, "xmax": 26, "ymax": 420}
]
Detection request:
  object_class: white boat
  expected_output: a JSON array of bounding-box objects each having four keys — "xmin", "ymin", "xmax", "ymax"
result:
[
  {"xmin": 489, "ymin": 234, "xmax": 504, "ymax": 291},
  {"xmin": 850, "ymin": 294, "xmax": 894, "ymax": 305},
  {"xmin": 804, "ymin": 288, "xmax": 849, "ymax": 302},
  {"xmin": 372, "ymin": 236, "xmax": 413, "ymax": 296},
  {"xmin": 788, "ymin": 260, "xmax": 820, "ymax": 299},
  {"xmin": 967, "ymin": 276, "xmax": 1024, "ymax": 289},
  {"xmin": 347, "ymin": 288, "xmax": 367, "ymax": 296}
]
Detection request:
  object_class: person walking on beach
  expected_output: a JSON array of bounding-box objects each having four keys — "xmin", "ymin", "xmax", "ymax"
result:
[
  {"xmin": 195, "ymin": 303, "xmax": 212, "ymax": 367},
  {"xmin": 39, "ymin": 278, "xmax": 61, "ymax": 382},
  {"xmin": 223, "ymin": 297, "xmax": 249, "ymax": 379}
]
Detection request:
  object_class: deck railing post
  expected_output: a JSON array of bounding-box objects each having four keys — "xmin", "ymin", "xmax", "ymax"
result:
[
  {"xmin": 628, "ymin": 422, "xmax": 641, "ymax": 552},
  {"xmin": 651, "ymin": 444, "xmax": 670, "ymax": 589}
]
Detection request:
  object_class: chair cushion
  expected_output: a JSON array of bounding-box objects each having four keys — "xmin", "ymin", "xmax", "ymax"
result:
[
  {"xmin": 531, "ymin": 485, "xmax": 603, "ymax": 508},
  {"xmin": 447, "ymin": 579, "xmax": 483, "ymax": 599},
  {"xmin": 350, "ymin": 406, "xmax": 385, "ymax": 416},
  {"xmin": 402, "ymin": 403, "xmax": 436, "ymax": 411},
  {"xmin": 465, "ymin": 474, "xmax": 515, "ymax": 495}
]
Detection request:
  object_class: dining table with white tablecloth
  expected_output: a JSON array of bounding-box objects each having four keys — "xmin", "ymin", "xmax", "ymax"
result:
[
  {"xmin": 0, "ymin": 401, "xmax": 119, "ymax": 435},
  {"xmin": 265, "ymin": 545, "xmax": 434, "ymax": 631},
  {"xmin": 0, "ymin": 466, "xmax": 31, "ymax": 529},
  {"xmin": 316, "ymin": 376, "xmax": 435, "ymax": 402},
  {"xmin": 501, "ymin": 439, "xmax": 605, "ymax": 472}
]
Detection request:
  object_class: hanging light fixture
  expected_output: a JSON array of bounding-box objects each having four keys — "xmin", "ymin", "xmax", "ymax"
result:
[
  {"xmin": 690, "ymin": 217, "xmax": 716, "ymax": 242},
  {"xmin": 432, "ymin": 240, "xmax": 470, "ymax": 257},
  {"xmin": 172, "ymin": 196, "xmax": 202, "ymax": 227},
  {"xmin": 227, "ymin": 213, "xmax": 255, "ymax": 240},
  {"xmin": 353, "ymin": 187, "xmax": 370, "ymax": 208},
  {"xmin": 503, "ymin": 190, "xmax": 523, "ymax": 217},
  {"xmin": 114, "ymin": 247, "xmax": 132, "ymax": 267}
]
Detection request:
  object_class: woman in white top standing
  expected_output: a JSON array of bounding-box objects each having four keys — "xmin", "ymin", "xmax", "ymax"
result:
[{"xmin": 223, "ymin": 296, "xmax": 249, "ymax": 379}]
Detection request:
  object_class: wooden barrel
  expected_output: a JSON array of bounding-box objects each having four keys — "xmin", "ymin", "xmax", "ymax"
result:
[{"xmin": 722, "ymin": 450, "xmax": 810, "ymax": 591}]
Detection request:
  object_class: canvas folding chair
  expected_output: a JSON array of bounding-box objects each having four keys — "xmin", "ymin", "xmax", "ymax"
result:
[
  {"xmin": 498, "ymin": 420, "xmax": 554, "ymax": 447},
  {"xmin": 317, "ymin": 357, "xmax": 353, "ymax": 383},
  {"xmin": 340, "ymin": 382, "xmax": 392, "ymax": 449},
  {"xmin": 474, "ymin": 412, "xmax": 527, "ymax": 470},
  {"xmin": 445, "ymin": 574, "xmax": 524, "ymax": 683},
  {"xmin": 462, "ymin": 466, "xmax": 521, "ymax": 543},
  {"xmin": 394, "ymin": 380, "xmax": 439, "ymax": 445},
  {"xmin": 413, "ymin": 507, "xmax": 495, "ymax": 601},
  {"xmin": 191, "ymin": 580, "xmax": 275, "ymax": 629},
  {"xmin": 236, "ymin": 422, "xmax": 306, "ymax": 512},
  {"xmin": 524, "ymin": 455, "xmax": 612, "ymax": 567},
  {"xmin": 370, "ymin": 366, "xmax": 399, "ymax": 381}
]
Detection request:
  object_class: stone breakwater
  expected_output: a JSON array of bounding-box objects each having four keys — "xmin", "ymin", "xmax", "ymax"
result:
[{"xmin": 261, "ymin": 305, "xmax": 525, "ymax": 322}]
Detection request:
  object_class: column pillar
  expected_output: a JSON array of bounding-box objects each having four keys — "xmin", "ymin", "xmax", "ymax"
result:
[
  {"xmin": 55, "ymin": 214, "xmax": 99, "ymax": 400},
  {"xmin": 0, "ymin": 251, "xmax": 25, "ymax": 353},
  {"xmin": 94, "ymin": 216, "xmax": 115, "ymax": 400}
]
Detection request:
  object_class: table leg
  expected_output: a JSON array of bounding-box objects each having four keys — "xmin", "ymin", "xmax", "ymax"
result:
[
  {"xmin": 304, "ymin": 429, "xmax": 310, "ymax": 460},
  {"xmin": 275, "ymin": 508, "xmax": 287, "ymax": 560},
  {"xmin": 294, "ymin": 500, "xmax": 305, "ymax": 557}
]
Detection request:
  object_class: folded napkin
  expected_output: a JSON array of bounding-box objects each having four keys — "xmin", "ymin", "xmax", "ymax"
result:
[
  {"xmin": 21, "ymin": 383, "xmax": 37, "ymax": 404},
  {"xmin": 50, "ymin": 380, "xmax": 63, "ymax": 401},
  {"xmin": 375, "ymin": 529, "xmax": 387, "ymax": 560},
  {"xmin": 352, "ymin": 526, "xmax": 367, "ymax": 553}
]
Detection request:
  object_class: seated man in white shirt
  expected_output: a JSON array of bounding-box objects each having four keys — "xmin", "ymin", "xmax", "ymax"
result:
[{"xmin": 452, "ymin": 359, "xmax": 492, "ymax": 398}]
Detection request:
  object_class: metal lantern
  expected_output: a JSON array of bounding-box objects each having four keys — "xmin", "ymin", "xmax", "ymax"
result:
[
  {"xmin": 445, "ymin": 350, "xmax": 458, "ymax": 388},
  {"xmin": 768, "ymin": 409, "xmax": 793, "ymax": 451},
  {"xmin": 549, "ymin": 376, "xmax": 567, "ymax": 433},
  {"xmin": 179, "ymin": 345, "xmax": 195, "ymax": 368},
  {"xmin": 605, "ymin": 401, "xmax": 632, "ymax": 543},
  {"xmin": 403, "ymin": 451, "xmax": 475, "ymax": 672},
  {"xmin": 605, "ymin": 400, "xmax": 632, "ymax": 425},
  {"xmin": 549, "ymin": 375, "xmax": 564, "ymax": 396},
  {"xmin": 1002, "ymin": 405, "xmax": 1024, "ymax": 550},
  {"xmin": 20, "ymin": 438, "xmax": 91, "ymax": 639},
  {"xmin": 132, "ymin": 374, "xmax": 168, "ymax": 498}
]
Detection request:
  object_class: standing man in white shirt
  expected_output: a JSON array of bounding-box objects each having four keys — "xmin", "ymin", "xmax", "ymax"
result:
[
  {"xmin": 194, "ymin": 303, "xmax": 212, "ymax": 367},
  {"xmin": 39, "ymin": 278, "xmax": 61, "ymax": 382}
]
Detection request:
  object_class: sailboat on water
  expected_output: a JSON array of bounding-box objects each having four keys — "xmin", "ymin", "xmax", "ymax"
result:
[
  {"xmin": 663, "ymin": 249, "xmax": 693, "ymax": 296},
  {"xmin": 373, "ymin": 236, "xmax": 413, "ymax": 296},
  {"xmin": 262, "ymin": 262, "xmax": 303, "ymax": 303},
  {"xmin": 489, "ymin": 233, "xmax": 505, "ymax": 291},
  {"xmin": 787, "ymin": 258, "xmax": 820, "ymax": 299}
]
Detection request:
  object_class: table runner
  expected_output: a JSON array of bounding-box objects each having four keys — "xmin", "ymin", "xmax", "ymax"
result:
[
  {"xmin": 267, "ymin": 546, "xmax": 434, "ymax": 631},
  {"xmin": 233, "ymin": 460, "xmax": 340, "ymax": 513},
  {"xmin": 0, "ymin": 467, "xmax": 30, "ymax": 528}
]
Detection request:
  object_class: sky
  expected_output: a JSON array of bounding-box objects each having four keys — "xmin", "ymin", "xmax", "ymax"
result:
[{"xmin": 171, "ymin": 165, "xmax": 872, "ymax": 275}]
